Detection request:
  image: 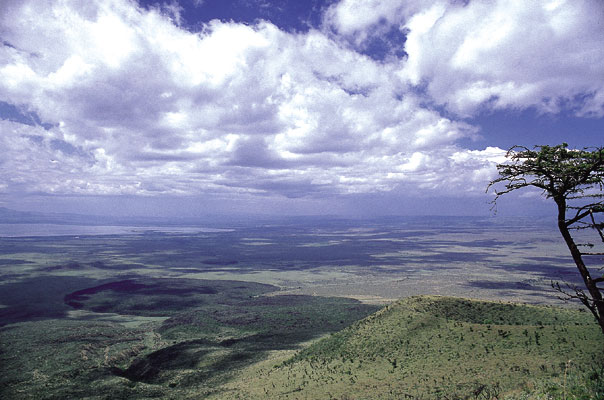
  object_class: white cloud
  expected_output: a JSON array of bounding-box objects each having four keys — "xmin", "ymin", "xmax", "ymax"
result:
[
  {"xmin": 325, "ymin": 0, "xmax": 604, "ymax": 117},
  {"xmin": 0, "ymin": 0, "xmax": 520, "ymax": 204},
  {"xmin": 324, "ymin": 0, "xmax": 406, "ymax": 35},
  {"xmin": 323, "ymin": 0, "xmax": 425, "ymax": 40},
  {"xmin": 399, "ymin": 0, "xmax": 604, "ymax": 116}
]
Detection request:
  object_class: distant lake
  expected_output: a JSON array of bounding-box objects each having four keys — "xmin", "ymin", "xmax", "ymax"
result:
[{"xmin": 0, "ymin": 223, "xmax": 232, "ymax": 237}]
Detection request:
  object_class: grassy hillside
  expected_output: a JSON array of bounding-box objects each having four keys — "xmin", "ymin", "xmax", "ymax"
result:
[
  {"xmin": 0, "ymin": 278, "xmax": 379, "ymax": 399},
  {"xmin": 212, "ymin": 296, "xmax": 604, "ymax": 400},
  {"xmin": 2, "ymin": 291, "xmax": 602, "ymax": 399}
]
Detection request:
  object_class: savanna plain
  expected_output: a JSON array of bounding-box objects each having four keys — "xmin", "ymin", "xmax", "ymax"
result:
[{"xmin": 0, "ymin": 216, "xmax": 602, "ymax": 399}]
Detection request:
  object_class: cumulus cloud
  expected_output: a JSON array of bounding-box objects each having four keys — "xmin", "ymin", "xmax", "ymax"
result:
[
  {"xmin": 3, "ymin": 0, "xmax": 595, "ymax": 207},
  {"xmin": 322, "ymin": 0, "xmax": 415, "ymax": 60},
  {"xmin": 402, "ymin": 0, "xmax": 604, "ymax": 116},
  {"xmin": 325, "ymin": 0, "xmax": 604, "ymax": 117},
  {"xmin": 323, "ymin": 0, "xmax": 421, "ymax": 37},
  {"xmin": 0, "ymin": 0, "xmax": 489, "ymax": 201}
]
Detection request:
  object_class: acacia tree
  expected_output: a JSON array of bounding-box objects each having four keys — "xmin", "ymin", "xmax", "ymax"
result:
[{"xmin": 488, "ymin": 143, "xmax": 604, "ymax": 335}]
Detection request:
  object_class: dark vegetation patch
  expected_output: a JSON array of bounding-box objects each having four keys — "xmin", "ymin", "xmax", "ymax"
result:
[
  {"xmin": 112, "ymin": 294, "xmax": 379, "ymax": 385},
  {"xmin": 65, "ymin": 280, "xmax": 216, "ymax": 304},
  {"xmin": 526, "ymin": 256, "xmax": 570, "ymax": 264},
  {"xmin": 113, "ymin": 339, "xmax": 216, "ymax": 383},
  {"xmin": 398, "ymin": 295, "xmax": 592, "ymax": 326},
  {"xmin": 379, "ymin": 250, "xmax": 506, "ymax": 265},
  {"xmin": 113, "ymin": 332, "xmax": 314, "ymax": 384},
  {"xmin": 157, "ymin": 294, "xmax": 373, "ymax": 339},
  {"xmin": 427, "ymin": 239, "xmax": 516, "ymax": 248},
  {"xmin": 466, "ymin": 280, "xmax": 540, "ymax": 292},
  {"xmin": 202, "ymin": 259, "xmax": 238, "ymax": 265},
  {"xmin": 0, "ymin": 273, "xmax": 26, "ymax": 280},
  {"xmin": 169, "ymin": 267, "xmax": 219, "ymax": 273},
  {"xmin": 63, "ymin": 278, "xmax": 276, "ymax": 316},
  {"xmin": 0, "ymin": 258, "xmax": 29, "ymax": 266},
  {"xmin": 90, "ymin": 261, "xmax": 149, "ymax": 270},
  {"xmin": 0, "ymin": 275, "xmax": 101, "ymax": 326},
  {"xmin": 486, "ymin": 263, "xmax": 582, "ymax": 283},
  {"xmin": 43, "ymin": 261, "xmax": 149, "ymax": 272},
  {"xmin": 42, "ymin": 261, "xmax": 87, "ymax": 272}
]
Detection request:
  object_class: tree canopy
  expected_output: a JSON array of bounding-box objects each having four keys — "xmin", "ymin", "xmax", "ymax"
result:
[{"xmin": 488, "ymin": 143, "xmax": 604, "ymax": 335}]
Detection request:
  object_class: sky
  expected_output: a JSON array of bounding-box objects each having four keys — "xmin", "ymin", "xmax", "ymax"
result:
[{"xmin": 0, "ymin": 0, "xmax": 603, "ymax": 218}]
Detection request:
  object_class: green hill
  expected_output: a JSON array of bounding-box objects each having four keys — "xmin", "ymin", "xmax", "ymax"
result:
[{"xmin": 211, "ymin": 296, "xmax": 604, "ymax": 399}]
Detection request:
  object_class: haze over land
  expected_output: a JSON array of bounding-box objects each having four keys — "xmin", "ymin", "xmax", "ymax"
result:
[{"xmin": 1, "ymin": 0, "xmax": 603, "ymax": 217}]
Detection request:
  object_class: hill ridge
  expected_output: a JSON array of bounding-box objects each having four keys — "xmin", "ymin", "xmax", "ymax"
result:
[{"xmin": 212, "ymin": 295, "xmax": 604, "ymax": 400}]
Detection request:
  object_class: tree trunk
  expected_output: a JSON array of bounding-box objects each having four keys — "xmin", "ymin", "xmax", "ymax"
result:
[{"xmin": 556, "ymin": 198, "xmax": 604, "ymax": 335}]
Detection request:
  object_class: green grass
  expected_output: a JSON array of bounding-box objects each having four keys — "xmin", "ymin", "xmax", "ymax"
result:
[
  {"xmin": 0, "ymin": 278, "xmax": 379, "ymax": 399},
  {"xmin": 1, "ymin": 288, "xmax": 602, "ymax": 399},
  {"xmin": 212, "ymin": 296, "xmax": 604, "ymax": 400}
]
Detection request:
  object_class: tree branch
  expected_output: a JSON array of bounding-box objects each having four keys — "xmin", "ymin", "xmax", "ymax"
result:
[{"xmin": 590, "ymin": 209, "xmax": 604, "ymax": 243}]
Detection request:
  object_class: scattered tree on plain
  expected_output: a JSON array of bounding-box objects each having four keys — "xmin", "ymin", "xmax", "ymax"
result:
[{"xmin": 488, "ymin": 143, "xmax": 604, "ymax": 335}]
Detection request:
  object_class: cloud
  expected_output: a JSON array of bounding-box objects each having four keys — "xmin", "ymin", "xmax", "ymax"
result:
[
  {"xmin": 2, "ymin": 0, "xmax": 572, "ymax": 207},
  {"xmin": 323, "ymin": 0, "xmax": 424, "ymax": 38},
  {"xmin": 322, "ymin": 0, "xmax": 416, "ymax": 60},
  {"xmin": 325, "ymin": 0, "xmax": 604, "ymax": 117},
  {"xmin": 400, "ymin": 0, "xmax": 604, "ymax": 117}
]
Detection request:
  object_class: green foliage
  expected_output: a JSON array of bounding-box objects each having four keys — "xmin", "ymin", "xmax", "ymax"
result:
[
  {"xmin": 221, "ymin": 296, "xmax": 604, "ymax": 400},
  {"xmin": 2, "ymin": 288, "xmax": 602, "ymax": 399},
  {"xmin": 489, "ymin": 143, "xmax": 604, "ymax": 200},
  {"xmin": 0, "ymin": 279, "xmax": 378, "ymax": 399}
]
